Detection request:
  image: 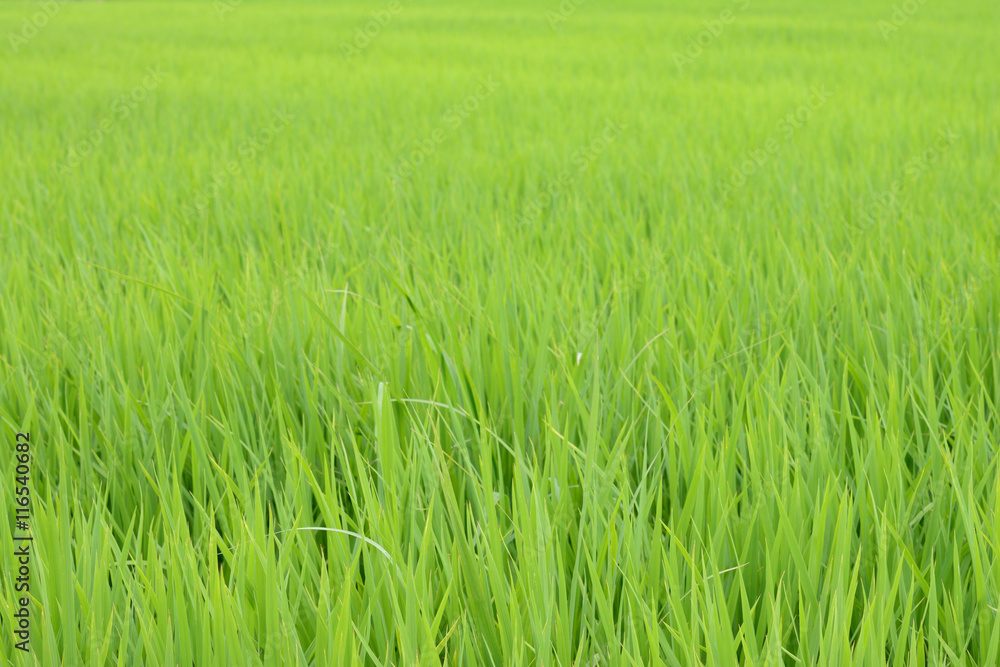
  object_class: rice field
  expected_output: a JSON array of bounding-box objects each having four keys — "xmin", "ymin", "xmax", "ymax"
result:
[{"xmin": 1, "ymin": 0, "xmax": 999, "ymax": 664}]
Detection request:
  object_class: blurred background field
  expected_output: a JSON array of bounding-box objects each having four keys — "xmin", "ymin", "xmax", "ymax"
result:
[{"xmin": 1, "ymin": 0, "xmax": 999, "ymax": 664}]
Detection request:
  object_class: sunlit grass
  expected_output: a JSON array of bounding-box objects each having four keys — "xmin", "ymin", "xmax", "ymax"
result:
[{"xmin": 1, "ymin": 0, "xmax": 999, "ymax": 664}]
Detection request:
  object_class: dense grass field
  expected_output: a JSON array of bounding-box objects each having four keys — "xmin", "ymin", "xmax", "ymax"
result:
[{"xmin": 2, "ymin": 0, "xmax": 999, "ymax": 664}]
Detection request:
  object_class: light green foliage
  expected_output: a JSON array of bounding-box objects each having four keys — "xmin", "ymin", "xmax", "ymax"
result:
[{"xmin": 1, "ymin": 0, "xmax": 999, "ymax": 664}]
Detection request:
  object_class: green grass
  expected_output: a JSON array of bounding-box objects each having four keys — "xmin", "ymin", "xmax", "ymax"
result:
[{"xmin": 1, "ymin": 0, "xmax": 999, "ymax": 664}]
